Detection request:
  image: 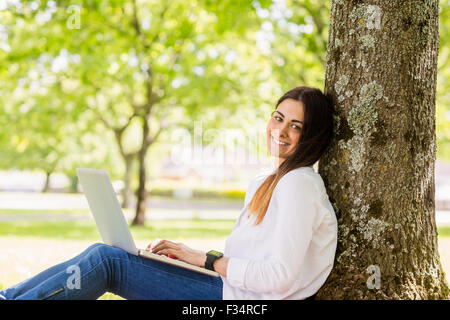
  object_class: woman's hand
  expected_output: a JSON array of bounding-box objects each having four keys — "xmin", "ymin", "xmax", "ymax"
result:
[{"xmin": 146, "ymin": 239, "xmax": 207, "ymax": 268}]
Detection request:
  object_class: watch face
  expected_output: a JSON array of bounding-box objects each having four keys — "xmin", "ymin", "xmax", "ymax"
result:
[{"xmin": 208, "ymin": 250, "xmax": 222, "ymax": 257}]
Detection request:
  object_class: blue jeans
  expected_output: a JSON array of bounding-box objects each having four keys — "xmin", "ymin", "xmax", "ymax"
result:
[{"xmin": 0, "ymin": 243, "xmax": 223, "ymax": 300}]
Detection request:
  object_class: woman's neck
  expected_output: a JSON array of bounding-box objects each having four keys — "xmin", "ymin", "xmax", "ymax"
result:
[{"xmin": 273, "ymin": 157, "xmax": 285, "ymax": 170}]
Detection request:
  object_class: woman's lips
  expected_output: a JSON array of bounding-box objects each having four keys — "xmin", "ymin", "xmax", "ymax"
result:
[{"xmin": 271, "ymin": 135, "xmax": 289, "ymax": 146}]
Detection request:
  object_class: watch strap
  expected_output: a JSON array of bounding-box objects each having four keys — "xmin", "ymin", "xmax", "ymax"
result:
[{"xmin": 205, "ymin": 250, "xmax": 223, "ymax": 271}]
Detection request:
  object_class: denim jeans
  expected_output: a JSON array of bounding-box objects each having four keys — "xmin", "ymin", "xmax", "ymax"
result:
[{"xmin": 0, "ymin": 243, "xmax": 223, "ymax": 300}]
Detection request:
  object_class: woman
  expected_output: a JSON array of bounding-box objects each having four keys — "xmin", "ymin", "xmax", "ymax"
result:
[{"xmin": 0, "ymin": 86, "xmax": 337, "ymax": 300}]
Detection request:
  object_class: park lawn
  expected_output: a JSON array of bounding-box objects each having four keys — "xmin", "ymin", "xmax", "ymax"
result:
[
  {"xmin": 1, "ymin": 220, "xmax": 449, "ymax": 300},
  {"xmin": 438, "ymin": 226, "xmax": 450, "ymax": 238},
  {"xmin": 0, "ymin": 208, "xmax": 91, "ymax": 216},
  {"xmin": 0, "ymin": 219, "xmax": 234, "ymax": 300},
  {"xmin": 0, "ymin": 219, "xmax": 449, "ymax": 240},
  {"xmin": 0, "ymin": 219, "xmax": 235, "ymax": 240}
]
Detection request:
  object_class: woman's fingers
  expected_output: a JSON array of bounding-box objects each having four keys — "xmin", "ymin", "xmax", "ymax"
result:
[
  {"xmin": 145, "ymin": 241, "xmax": 202, "ymax": 266},
  {"xmin": 156, "ymin": 248, "xmax": 182, "ymax": 260},
  {"xmin": 147, "ymin": 238, "xmax": 166, "ymax": 252},
  {"xmin": 157, "ymin": 248, "xmax": 175, "ymax": 256},
  {"xmin": 151, "ymin": 239, "xmax": 180, "ymax": 254}
]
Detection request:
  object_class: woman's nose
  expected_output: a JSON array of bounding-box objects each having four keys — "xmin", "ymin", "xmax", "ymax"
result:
[
  {"xmin": 279, "ymin": 123, "xmax": 289, "ymax": 137},
  {"xmin": 272, "ymin": 124, "xmax": 288, "ymax": 138}
]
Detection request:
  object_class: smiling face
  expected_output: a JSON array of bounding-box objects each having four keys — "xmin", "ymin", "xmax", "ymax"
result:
[{"xmin": 266, "ymin": 98, "xmax": 305, "ymax": 167}]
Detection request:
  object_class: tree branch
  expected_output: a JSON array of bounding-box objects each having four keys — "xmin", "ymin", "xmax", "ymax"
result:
[
  {"xmin": 131, "ymin": 0, "xmax": 171, "ymax": 52},
  {"xmin": 146, "ymin": 114, "xmax": 169, "ymax": 147}
]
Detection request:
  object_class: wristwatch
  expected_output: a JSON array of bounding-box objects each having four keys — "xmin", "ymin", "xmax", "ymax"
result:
[{"xmin": 205, "ymin": 250, "xmax": 223, "ymax": 271}]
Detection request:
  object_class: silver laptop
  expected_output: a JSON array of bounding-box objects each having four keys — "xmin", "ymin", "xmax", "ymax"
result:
[{"xmin": 76, "ymin": 168, "xmax": 219, "ymax": 277}]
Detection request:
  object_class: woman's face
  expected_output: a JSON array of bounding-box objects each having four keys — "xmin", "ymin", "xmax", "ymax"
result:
[{"xmin": 266, "ymin": 98, "xmax": 305, "ymax": 166}]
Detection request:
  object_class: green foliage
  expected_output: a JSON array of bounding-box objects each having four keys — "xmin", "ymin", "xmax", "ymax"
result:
[{"xmin": 1, "ymin": 0, "xmax": 449, "ymax": 181}]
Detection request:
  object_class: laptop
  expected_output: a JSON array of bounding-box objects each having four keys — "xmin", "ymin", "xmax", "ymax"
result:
[{"xmin": 76, "ymin": 168, "xmax": 219, "ymax": 277}]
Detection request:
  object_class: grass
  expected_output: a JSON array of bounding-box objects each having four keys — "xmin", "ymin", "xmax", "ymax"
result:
[
  {"xmin": 1, "ymin": 217, "xmax": 449, "ymax": 300},
  {"xmin": 0, "ymin": 208, "xmax": 91, "ymax": 215},
  {"xmin": 0, "ymin": 219, "xmax": 235, "ymax": 240},
  {"xmin": 1, "ymin": 219, "xmax": 449, "ymax": 240},
  {"xmin": 438, "ymin": 226, "xmax": 450, "ymax": 238},
  {"xmin": 0, "ymin": 218, "xmax": 234, "ymax": 300}
]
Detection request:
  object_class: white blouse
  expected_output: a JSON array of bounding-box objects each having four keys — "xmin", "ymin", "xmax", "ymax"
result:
[{"xmin": 221, "ymin": 165, "xmax": 338, "ymax": 300}]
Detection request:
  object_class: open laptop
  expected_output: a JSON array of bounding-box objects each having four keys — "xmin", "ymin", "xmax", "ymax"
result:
[{"xmin": 76, "ymin": 168, "xmax": 219, "ymax": 277}]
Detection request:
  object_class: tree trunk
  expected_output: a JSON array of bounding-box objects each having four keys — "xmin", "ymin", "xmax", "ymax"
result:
[
  {"xmin": 42, "ymin": 171, "xmax": 51, "ymax": 193},
  {"xmin": 69, "ymin": 174, "xmax": 78, "ymax": 193},
  {"xmin": 121, "ymin": 154, "xmax": 134, "ymax": 209},
  {"xmin": 132, "ymin": 151, "xmax": 147, "ymax": 226},
  {"xmin": 132, "ymin": 116, "xmax": 150, "ymax": 226},
  {"xmin": 316, "ymin": 0, "xmax": 449, "ymax": 299}
]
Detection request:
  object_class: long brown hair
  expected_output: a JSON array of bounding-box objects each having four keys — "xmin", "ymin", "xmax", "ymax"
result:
[{"xmin": 247, "ymin": 86, "xmax": 334, "ymax": 225}]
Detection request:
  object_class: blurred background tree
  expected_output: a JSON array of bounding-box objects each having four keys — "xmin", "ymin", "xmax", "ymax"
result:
[{"xmin": 0, "ymin": 0, "xmax": 449, "ymax": 226}]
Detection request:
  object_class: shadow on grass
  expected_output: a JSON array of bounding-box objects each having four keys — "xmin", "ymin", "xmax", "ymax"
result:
[{"xmin": 0, "ymin": 219, "xmax": 235, "ymax": 241}]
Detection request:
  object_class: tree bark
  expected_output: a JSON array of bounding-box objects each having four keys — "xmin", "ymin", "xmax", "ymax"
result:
[
  {"xmin": 69, "ymin": 174, "xmax": 78, "ymax": 193},
  {"xmin": 316, "ymin": 0, "xmax": 449, "ymax": 299},
  {"xmin": 132, "ymin": 115, "xmax": 151, "ymax": 226},
  {"xmin": 132, "ymin": 152, "xmax": 147, "ymax": 226},
  {"xmin": 121, "ymin": 154, "xmax": 134, "ymax": 209},
  {"xmin": 42, "ymin": 170, "xmax": 51, "ymax": 193}
]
